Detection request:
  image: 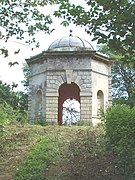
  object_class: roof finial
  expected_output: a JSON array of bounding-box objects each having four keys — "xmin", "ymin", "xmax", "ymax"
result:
[{"xmin": 69, "ymin": 29, "xmax": 73, "ymax": 37}]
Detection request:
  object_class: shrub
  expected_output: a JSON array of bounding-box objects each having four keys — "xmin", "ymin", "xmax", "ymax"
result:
[
  {"xmin": 0, "ymin": 106, "xmax": 7, "ymax": 136},
  {"xmin": 33, "ymin": 117, "xmax": 47, "ymax": 126},
  {"xmin": 102, "ymin": 105, "xmax": 135, "ymax": 179},
  {"xmin": 0, "ymin": 102, "xmax": 27, "ymax": 135}
]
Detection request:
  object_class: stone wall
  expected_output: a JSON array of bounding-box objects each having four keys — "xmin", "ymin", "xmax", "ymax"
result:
[
  {"xmin": 91, "ymin": 59, "xmax": 112, "ymax": 125},
  {"xmin": 27, "ymin": 51, "xmax": 112, "ymax": 125},
  {"xmin": 80, "ymin": 94, "xmax": 92, "ymax": 124},
  {"xmin": 45, "ymin": 94, "xmax": 58, "ymax": 124}
]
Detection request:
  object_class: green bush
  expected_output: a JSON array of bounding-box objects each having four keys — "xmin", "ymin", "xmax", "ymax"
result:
[
  {"xmin": 0, "ymin": 103, "xmax": 10, "ymax": 136},
  {"xmin": 33, "ymin": 117, "xmax": 47, "ymax": 126},
  {"xmin": 102, "ymin": 105, "xmax": 135, "ymax": 179},
  {"xmin": 0, "ymin": 102, "xmax": 27, "ymax": 136}
]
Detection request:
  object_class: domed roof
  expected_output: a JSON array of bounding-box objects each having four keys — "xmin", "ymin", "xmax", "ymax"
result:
[{"xmin": 48, "ymin": 36, "xmax": 94, "ymax": 51}]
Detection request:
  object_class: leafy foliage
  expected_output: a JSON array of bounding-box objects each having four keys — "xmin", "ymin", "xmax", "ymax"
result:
[
  {"xmin": 98, "ymin": 44, "xmax": 135, "ymax": 107},
  {"xmin": 54, "ymin": 0, "xmax": 135, "ymax": 65},
  {"xmin": 0, "ymin": 80, "xmax": 28, "ymax": 126},
  {"xmin": 112, "ymin": 61, "xmax": 135, "ymax": 107},
  {"xmin": 0, "ymin": 0, "xmax": 76, "ymax": 57},
  {"xmin": 102, "ymin": 105, "xmax": 135, "ymax": 179},
  {"xmin": 0, "ymin": 0, "xmax": 59, "ymax": 56},
  {"xmin": 21, "ymin": 63, "xmax": 30, "ymax": 92},
  {"xmin": 1, "ymin": 0, "xmax": 134, "ymax": 67}
]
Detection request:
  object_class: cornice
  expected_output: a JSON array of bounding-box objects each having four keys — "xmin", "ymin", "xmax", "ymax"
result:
[{"xmin": 25, "ymin": 50, "xmax": 113, "ymax": 65}]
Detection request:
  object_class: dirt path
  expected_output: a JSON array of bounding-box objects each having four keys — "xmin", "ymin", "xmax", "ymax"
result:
[{"xmin": 45, "ymin": 153, "xmax": 126, "ymax": 180}]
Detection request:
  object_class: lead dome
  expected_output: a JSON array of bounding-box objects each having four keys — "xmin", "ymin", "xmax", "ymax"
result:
[{"xmin": 48, "ymin": 36, "xmax": 94, "ymax": 51}]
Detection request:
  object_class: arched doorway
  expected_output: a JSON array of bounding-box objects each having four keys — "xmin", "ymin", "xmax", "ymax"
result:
[{"xmin": 58, "ymin": 82, "xmax": 80, "ymax": 125}]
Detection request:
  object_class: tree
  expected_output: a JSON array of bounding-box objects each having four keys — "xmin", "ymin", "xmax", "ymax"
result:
[
  {"xmin": 1, "ymin": 0, "xmax": 134, "ymax": 64},
  {"xmin": 98, "ymin": 45, "xmax": 135, "ymax": 107},
  {"xmin": 0, "ymin": 80, "xmax": 28, "ymax": 123},
  {"xmin": 0, "ymin": 0, "xmax": 64, "ymax": 57},
  {"xmin": 63, "ymin": 98, "xmax": 80, "ymax": 125},
  {"xmin": 0, "ymin": 80, "xmax": 18, "ymax": 109},
  {"xmin": 54, "ymin": 0, "xmax": 135, "ymax": 65},
  {"xmin": 21, "ymin": 63, "xmax": 30, "ymax": 92}
]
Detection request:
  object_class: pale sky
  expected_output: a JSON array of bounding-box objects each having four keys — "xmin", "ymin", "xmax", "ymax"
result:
[{"xmin": 0, "ymin": 2, "xmax": 97, "ymax": 91}]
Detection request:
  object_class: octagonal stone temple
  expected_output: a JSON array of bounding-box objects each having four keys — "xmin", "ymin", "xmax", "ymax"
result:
[{"xmin": 26, "ymin": 35, "xmax": 112, "ymax": 125}]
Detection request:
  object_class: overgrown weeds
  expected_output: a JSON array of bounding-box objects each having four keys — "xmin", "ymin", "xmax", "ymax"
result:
[
  {"xmin": 44, "ymin": 126, "xmax": 125, "ymax": 180},
  {"xmin": 1, "ymin": 124, "xmax": 126, "ymax": 180},
  {"xmin": 0, "ymin": 123, "xmax": 48, "ymax": 180}
]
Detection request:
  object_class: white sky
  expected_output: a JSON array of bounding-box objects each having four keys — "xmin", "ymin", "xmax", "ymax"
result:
[{"xmin": 0, "ymin": 2, "xmax": 97, "ymax": 91}]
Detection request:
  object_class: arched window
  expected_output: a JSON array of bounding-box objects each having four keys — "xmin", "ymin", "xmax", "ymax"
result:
[
  {"xmin": 97, "ymin": 90, "xmax": 104, "ymax": 115},
  {"xmin": 35, "ymin": 90, "xmax": 42, "ymax": 117}
]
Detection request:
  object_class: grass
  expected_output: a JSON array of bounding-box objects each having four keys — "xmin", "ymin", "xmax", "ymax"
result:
[
  {"xmin": 14, "ymin": 135, "xmax": 59, "ymax": 180},
  {"xmin": 0, "ymin": 123, "xmax": 126, "ymax": 180}
]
